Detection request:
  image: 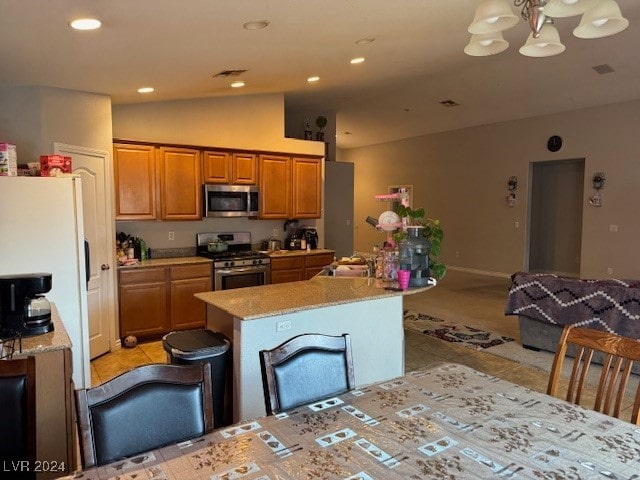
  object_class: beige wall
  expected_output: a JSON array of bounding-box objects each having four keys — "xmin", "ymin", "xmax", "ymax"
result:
[
  {"xmin": 0, "ymin": 86, "xmax": 113, "ymax": 161},
  {"xmin": 342, "ymin": 100, "xmax": 640, "ymax": 279},
  {"xmin": 112, "ymin": 93, "xmax": 323, "ymax": 156}
]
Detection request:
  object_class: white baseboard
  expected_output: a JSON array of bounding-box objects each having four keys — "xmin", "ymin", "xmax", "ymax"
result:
[{"xmin": 445, "ymin": 265, "xmax": 512, "ymax": 279}]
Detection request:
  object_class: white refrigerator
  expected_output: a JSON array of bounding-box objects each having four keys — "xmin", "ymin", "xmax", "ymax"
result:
[{"xmin": 0, "ymin": 176, "xmax": 90, "ymax": 388}]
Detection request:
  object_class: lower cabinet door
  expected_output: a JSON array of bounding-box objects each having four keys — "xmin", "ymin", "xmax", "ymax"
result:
[
  {"xmin": 170, "ymin": 277, "xmax": 211, "ymax": 330},
  {"xmin": 119, "ymin": 282, "xmax": 169, "ymax": 339},
  {"xmin": 271, "ymin": 269, "xmax": 304, "ymax": 284}
]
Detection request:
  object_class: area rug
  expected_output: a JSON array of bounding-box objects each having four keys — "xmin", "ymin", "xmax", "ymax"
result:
[{"xmin": 403, "ymin": 310, "xmax": 515, "ymax": 350}]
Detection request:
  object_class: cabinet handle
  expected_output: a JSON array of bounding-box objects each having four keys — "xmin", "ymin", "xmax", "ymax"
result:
[{"xmin": 101, "ymin": 264, "xmax": 110, "ymax": 271}]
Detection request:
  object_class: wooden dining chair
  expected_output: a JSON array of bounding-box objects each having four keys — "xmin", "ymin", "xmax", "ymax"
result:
[
  {"xmin": 547, "ymin": 326, "xmax": 640, "ymax": 425},
  {"xmin": 260, "ymin": 333, "xmax": 356, "ymax": 414},
  {"xmin": 75, "ymin": 363, "xmax": 214, "ymax": 468},
  {"xmin": 0, "ymin": 356, "xmax": 36, "ymax": 480}
]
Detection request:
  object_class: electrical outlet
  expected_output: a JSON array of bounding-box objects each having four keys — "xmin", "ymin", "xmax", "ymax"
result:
[
  {"xmin": 272, "ymin": 228, "xmax": 279, "ymax": 237},
  {"xmin": 607, "ymin": 267, "xmax": 613, "ymax": 275},
  {"xmin": 276, "ymin": 320, "xmax": 291, "ymax": 332},
  {"xmin": 609, "ymin": 224, "xmax": 618, "ymax": 232},
  {"xmin": 455, "ymin": 250, "xmax": 460, "ymax": 258},
  {"xmin": 514, "ymin": 221, "xmax": 520, "ymax": 229},
  {"xmin": 168, "ymin": 231, "xmax": 175, "ymax": 241}
]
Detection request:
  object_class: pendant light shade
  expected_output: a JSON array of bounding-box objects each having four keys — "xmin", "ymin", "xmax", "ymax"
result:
[
  {"xmin": 468, "ymin": 0, "xmax": 519, "ymax": 34},
  {"xmin": 573, "ymin": 0, "xmax": 629, "ymax": 38},
  {"xmin": 519, "ymin": 25, "xmax": 566, "ymax": 57},
  {"xmin": 464, "ymin": 32, "xmax": 509, "ymax": 56},
  {"xmin": 543, "ymin": 0, "xmax": 598, "ymax": 18}
]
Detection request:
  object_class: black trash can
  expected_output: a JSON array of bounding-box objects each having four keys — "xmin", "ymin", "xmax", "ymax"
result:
[{"xmin": 162, "ymin": 329, "xmax": 231, "ymax": 427}]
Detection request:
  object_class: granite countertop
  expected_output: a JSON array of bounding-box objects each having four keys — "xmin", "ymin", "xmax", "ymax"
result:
[
  {"xmin": 12, "ymin": 303, "xmax": 72, "ymax": 357},
  {"xmin": 267, "ymin": 248, "xmax": 334, "ymax": 257},
  {"xmin": 194, "ymin": 276, "xmax": 432, "ymax": 321},
  {"xmin": 118, "ymin": 256, "xmax": 213, "ymax": 269}
]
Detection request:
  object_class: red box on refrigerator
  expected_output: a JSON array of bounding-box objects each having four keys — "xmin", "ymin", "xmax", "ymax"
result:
[{"xmin": 40, "ymin": 155, "xmax": 72, "ymax": 176}]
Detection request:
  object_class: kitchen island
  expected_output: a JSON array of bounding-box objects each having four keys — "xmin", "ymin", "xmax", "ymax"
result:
[{"xmin": 195, "ymin": 276, "xmax": 432, "ymax": 421}]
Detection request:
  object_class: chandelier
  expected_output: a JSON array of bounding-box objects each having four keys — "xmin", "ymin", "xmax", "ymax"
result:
[{"xmin": 465, "ymin": 0, "xmax": 629, "ymax": 57}]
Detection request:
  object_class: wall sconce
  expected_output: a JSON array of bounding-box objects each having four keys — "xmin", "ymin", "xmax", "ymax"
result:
[
  {"xmin": 506, "ymin": 176, "xmax": 517, "ymax": 207},
  {"xmin": 589, "ymin": 171, "xmax": 605, "ymax": 207}
]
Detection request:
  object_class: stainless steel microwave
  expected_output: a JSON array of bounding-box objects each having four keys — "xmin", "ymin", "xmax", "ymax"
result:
[{"xmin": 203, "ymin": 184, "xmax": 259, "ymax": 218}]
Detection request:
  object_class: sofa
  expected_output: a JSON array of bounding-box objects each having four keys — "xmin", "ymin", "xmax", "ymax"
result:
[{"xmin": 505, "ymin": 271, "xmax": 640, "ymax": 373}]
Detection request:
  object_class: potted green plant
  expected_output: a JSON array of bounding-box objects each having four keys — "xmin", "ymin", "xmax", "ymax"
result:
[
  {"xmin": 315, "ymin": 115, "xmax": 327, "ymax": 141},
  {"xmin": 393, "ymin": 205, "xmax": 446, "ymax": 279}
]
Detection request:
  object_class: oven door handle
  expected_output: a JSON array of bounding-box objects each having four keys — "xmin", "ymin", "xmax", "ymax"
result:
[{"xmin": 217, "ymin": 266, "xmax": 269, "ymax": 275}]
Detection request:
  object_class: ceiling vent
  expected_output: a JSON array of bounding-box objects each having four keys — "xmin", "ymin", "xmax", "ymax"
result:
[
  {"xmin": 593, "ymin": 64, "xmax": 614, "ymax": 75},
  {"xmin": 439, "ymin": 99, "xmax": 460, "ymax": 108},
  {"xmin": 213, "ymin": 69, "xmax": 248, "ymax": 78}
]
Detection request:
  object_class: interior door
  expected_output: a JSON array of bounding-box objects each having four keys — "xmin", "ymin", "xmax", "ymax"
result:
[
  {"xmin": 55, "ymin": 143, "xmax": 116, "ymax": 359},
  {"xmin": 527, "ymin": 158, "xmax": 584, "ymax": 277}
]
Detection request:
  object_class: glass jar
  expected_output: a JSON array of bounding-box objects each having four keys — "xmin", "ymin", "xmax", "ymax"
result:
[
  {"xmin": 398, "ymin": 226, "xmax": 431, "ymax": 286},
  {"xmin": 382, "ymin": 249, "xmax": 399, "ymax": 281}
]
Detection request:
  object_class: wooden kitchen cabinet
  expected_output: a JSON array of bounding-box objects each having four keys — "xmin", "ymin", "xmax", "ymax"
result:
[
  {"xmin": 270, "ymin": 252, "xmax": 335, "ymax": 284},
  {"xmin": 118, "ymin": 263, "xmax": 212, "ymax": 340},
  {"xmin": 114, "ymin": 143, "xmax": 157, "ymax": 220},
  {"xmin": 119, "ymin": 267, "xmax": 169, "ymax": 339},
  {"xmin": 158, "ymin": 146, "xmax": 202, "ymax": 220},
  {"xmin": 304, "ymin": 252, "xmax": 335, "ymax": 279},
  {"xmin": 270, "ymin": 255, "xmax": 304, "ymax": 284},
  {"xmin": 203, "ymin": 151, "xmax": 257, "ymax": 185},
  {"xmin": 232, "ymin": 152, "xmax": 257, "ymax": 184},
  {"xmin": 203, "ymin": 150, "xmax": 231, "ymax": 183},
  {"xmin": 259, "ymin": 154, "xmax": 322, "ymax": 219},
  {"xmin": 259, "ymin": 154, "xmax": 291, "ymax": 218},
  {"xmin": 292, "ymin": 157, "xmax": 322, "ymax": 218},
  {"xmin": 169, "ymin": 264, "xmax": 212, "ymax": 330}
]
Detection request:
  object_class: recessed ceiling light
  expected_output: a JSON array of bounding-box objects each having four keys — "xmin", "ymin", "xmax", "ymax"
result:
[
  {"xmin": 231, "ymin": 81, "xmax": 245, "ymax": 88},
  {"xmin": 69, "ymin": 18, "xmax": 102, "ymax": 30},
  {"xmin": 137, "ymin": 87, "xmax": 154, "ymax": 94},
  {"xmin": 307, "ymin": 76, "xmax": 320, "ymax": 83},
  {"xmin": 355, "ymin": 37, "xmax": 375, "ymax": 45},
  {"xmin": 243, "ymin": 20, "xmax": 269, "ymax": 30},
  {"xmin": 350, "ymin": 57, "xmax": 365, "ymax": 64}
]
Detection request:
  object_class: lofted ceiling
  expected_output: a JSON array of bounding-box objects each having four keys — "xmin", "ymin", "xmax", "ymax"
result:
[{"xmin": 1, "ymin": 1, "xmax": 639, "ymax": 149}]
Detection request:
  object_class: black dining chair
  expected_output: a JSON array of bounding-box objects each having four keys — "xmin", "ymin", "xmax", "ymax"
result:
[
  {"xmin": 75, "ymin": 363, "xmax": 214, "ymax": 468},
  {"xmin": 0, "ymin": 356, "xmax": 36, "ymax": 480},
  {"xmin": 260, "ymin": 333, "xmax": 356, "ymax": 414}
]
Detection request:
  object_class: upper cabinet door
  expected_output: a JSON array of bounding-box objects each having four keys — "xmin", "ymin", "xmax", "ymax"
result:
[
  {"xmin": 158, "ymin": 146, "xmax": 202, "ymax": 220},
  {"xmin": 114, "ymin": 143, "xmax": 157, "ymax": 220},
  {"xmin": 259, "ymin": 154, "xmax": 291, "ymax": 219},
  {"xmin": 232, "ymin": 153, "xmax": 258, "ymax": 185},
  {"xmin": 292, "ymin": 157, "xmax": 322, "ymax": 218},
  {"xmin": 202, "ymin": 151, "xmax": 231, "ymax": 184}
]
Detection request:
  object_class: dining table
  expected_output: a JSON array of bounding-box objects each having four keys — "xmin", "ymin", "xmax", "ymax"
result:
[{"xmin": 58, "ymin": 362, "xmax": 640, "ymax": 479}]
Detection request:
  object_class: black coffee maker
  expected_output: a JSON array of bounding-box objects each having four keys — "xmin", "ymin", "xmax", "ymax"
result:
[
  {"xmin": 298, "ymin": 226, "xmax": 319, "ymax": 249},
  {"xmin": 0, "ymin": 273, "xmax": 54, "ymax": 337}
]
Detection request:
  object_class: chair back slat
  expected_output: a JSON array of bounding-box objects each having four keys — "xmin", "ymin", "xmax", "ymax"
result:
[{"xmin": 547, "ymin": 326, "xmax": 640, "ymax": 425}]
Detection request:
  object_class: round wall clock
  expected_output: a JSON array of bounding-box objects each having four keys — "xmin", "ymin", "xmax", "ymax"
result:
[{"xmin": 547, "ymin": 135, "xmax": 563, "ymax": 152}]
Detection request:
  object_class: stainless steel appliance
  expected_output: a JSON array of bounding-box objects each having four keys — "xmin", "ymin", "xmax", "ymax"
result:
[
  {"xmin": 197, "ymin": 232, "xmax": 270, "ymax": 290},
  {"xmin": 203, "ymin": 185, "xmax": 259, "ymax": 218},
  {"xmin": 0, "ymin": 273, "xmax": 54, "ymax": 336}
]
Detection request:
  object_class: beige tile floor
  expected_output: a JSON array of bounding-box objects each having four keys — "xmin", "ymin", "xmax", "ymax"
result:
[{"xmin": 91, "ymin": 269, "xmax": 637, "ymax": 422}]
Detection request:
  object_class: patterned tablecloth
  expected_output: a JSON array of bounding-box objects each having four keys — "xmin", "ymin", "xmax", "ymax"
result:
[{"xmin": 60, "ymin": 363, "xmax": 640, "ymax": 480}]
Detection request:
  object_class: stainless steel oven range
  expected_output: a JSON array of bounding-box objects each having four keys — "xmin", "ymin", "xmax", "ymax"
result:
[{"xmin": 196, "ymin": 232, "xmax": 270, "ymax": 291}]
